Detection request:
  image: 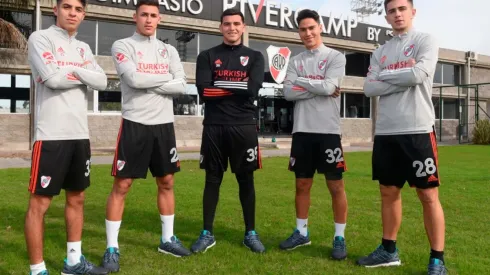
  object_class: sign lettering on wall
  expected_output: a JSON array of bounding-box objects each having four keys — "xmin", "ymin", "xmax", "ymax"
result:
[{"xmin": 89, "ymin": 0, "xmax": 393, "ymax": 44}]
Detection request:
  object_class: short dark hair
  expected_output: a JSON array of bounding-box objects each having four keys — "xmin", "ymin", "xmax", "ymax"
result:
[
  {"xmin": 136, "ymin": 0, "xmax": 159, "ymax": 11},
  {"xmin": 220, "ymin": 8, "xmax": 244, "ymax": 24},
  {"xmin": 384, "ymin": 0, "xmax": 413, "ymax": 11},
  {"xmin": 57, "ymin": 0, "xmax": 87, "ymax": 7},
  {"xmin": 296, "ymin": 9, "xmax": 320, "ymax": 26}
]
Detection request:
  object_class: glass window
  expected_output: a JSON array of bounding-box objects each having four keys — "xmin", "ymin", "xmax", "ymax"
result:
[
  {"xmin": 98, "ymin": 21, "xmax": 135, "ymax": 56},
  {"xmin": 443, "ymin": 98, "xmax": 458, "ymax": 119},
  {"xmin": 345, "ymin": 51, "xmax": 370, "ymax": 77},
  {"xmin": 433, "ymin": 63, "xmax": 442, "ymax": 84},
  {"xmin": 0, "ymin": 74, "xmax": 11, "ymax": 87},
  {"xmin": 41, "ymin": 15, "xmax": 96, "ymax": 51},
  {"xmin": 158, "ymin": 28, "xmax": 198, "ymax": 62},
  {"xmin": 0, "ymin": 11, "xmax": 32, "ymax": 48},
  {"xmin": 0, "ymin": 74, "xmax": 30, "ymax": 113},
  {"xmin": 0, "ymin": 100, "xmax": 10, "ymax": 113},
  {"xmin": 98, "ymin": 80, "xmax": 121, "ymax": 112},
  {"xmin": 199, "ymin": 32, "xmax": 222, "ymax": 53},
  {"xmin": 432, "ymin": 97, "xmax": 441, "ymax": 119},
  {"xmin": 345, "ymin": 93, "xmax": 370, "ymax": 118},
  {"xmin": 173, "ymin": 84, "xmax": 199, "ymax": 116},
  {"xmin": 442, "ymin": 64, "xmax": 455, "ymax": 85},
  {"xmin": 340, "ymin": 93, "xmax": 344, "ymax": 118}
]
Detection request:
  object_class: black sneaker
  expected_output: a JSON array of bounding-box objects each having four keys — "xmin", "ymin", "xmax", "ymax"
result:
[
  {"xmin": 191, "ymin": 230, "xmax": 216, "ymax": 253},
  {"xmin": 158, "ymin": 236, "xmax": 192, "ymax": 257},
  {"xmin": 243, "ymin": 231, "xmax": 266, "ymax": 253},
  {"xmin": 61, "ymin": 255, "xmax": 109, "ymax": 275},
  {"xmin": 356, "ymin": 245, "xmax": 401, "ymax": 268},
  {"xmin": 101, "ymin": 247, "xmax": 119, "ymax": 272},
  {"xmin": 279, "ymin": 229, "xmax": 311, "ymax": 250},
  {"xmin": 428, "ymin": 258, "xmax": 448, "ymax": 275},
  {"xmin": 331, "ymin": 236, "xmax": 347, "ymax": 260}
]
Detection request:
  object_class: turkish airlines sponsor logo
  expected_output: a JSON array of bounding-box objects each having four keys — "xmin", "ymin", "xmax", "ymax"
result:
[
  {"xmin": 305, "ymin": 75, "xmax": 325, "ymax": 80},
  {"xmin": 57, "ymin": 61, "xmax": 85, "ymax": 67},
  {"xmin": 214, "ymin": 70, "xmax": 247, "ymax": 82},
  {"xmin": 136, "ymin": 63, "xmax": 169, "ymax": 74},
  {"xmin": 382, "ymin": 60, "xmax": 412, "ymax": 71}
]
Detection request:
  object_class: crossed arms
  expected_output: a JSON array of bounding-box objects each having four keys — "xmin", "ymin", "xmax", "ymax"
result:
[
  {"xmin": 28, "ymin": 32, "xmax": 107, "ymax": 91},
  {"xmin": 364, "ymin": 34, "xmax": 439, "ymax": 97},
  {"xmin": 111, "ymin": 41, "xmax": 186, "ymax": 96},
  {"xmin": 283, "ymin": 52, "xmax": 345, "ymax": 101}
]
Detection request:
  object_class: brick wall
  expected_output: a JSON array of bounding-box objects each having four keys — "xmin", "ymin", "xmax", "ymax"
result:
[
  {"xmin": 87, "ymin": 115, "xmax": 204, "ymax": 149},
  {"xmin": 340, "ymin": 119, "xmax": 373, "ymax": 143},
  {"xmin": 0, "ymin": 114, "xmax": 30, "ymax": 150}
]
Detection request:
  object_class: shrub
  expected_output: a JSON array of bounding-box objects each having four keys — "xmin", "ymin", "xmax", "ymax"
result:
[{"xmin": 472, "ymin": 119, "xmax": 490, "ymax": 145}]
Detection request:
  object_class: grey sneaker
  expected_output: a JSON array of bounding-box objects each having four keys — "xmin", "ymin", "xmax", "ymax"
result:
[
  {"xmin": 61, "ymin": 255, "xmax": 109, "ymax": 275},
  {"xmin": 30, "ymin": 271, "xmax": 49, "ymax": 275},
  {"xmin": 428, "ymin": 258, "xmax": 448, "ymax": 275},
  {"xmin": 158, "ymin": 236, "xmax": 192, "ymax": 257},
  {"xmin": 191, "ymin": 230, "xmax": 216, "ymax": 253},
  {"xmin": 331, "ymin": 236, "xmax": 347, "ymax": 260},
  {"xmin": 243, "ymin": 230, "xmax": 266, "ymax": 253},
  {"xmin": 101, "ymin": 247, "xmax": 119, "ymax": 272},
  {"xmin": 357, "ymin": 245, "xmax": 401, "ymax": 268},
  {"xmin": 279, "ymin": 230, "xmax": 311, "ymax": 250}
]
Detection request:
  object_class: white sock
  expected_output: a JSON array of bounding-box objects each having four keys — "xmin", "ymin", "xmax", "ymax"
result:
[
  {"xmin": 296, "ymin": 218, "xmax": 308, "ymax": 236},
  {"xmin": 106, "ymin": 220, "xmax": 122, "ymax": 249},
  {"xmin": 30, "ymin": 261, "xmax": 46, "ymax": 274},
  {"xmin": 334, "ymin": 223, "xmax": 346, "ymax": 238},
  {"xmin": 161, "ymin": 214, "xmax": 174, "ymax": 242},
  {"xmin": 67, "ymin": 241, "xmax": 82, "ymax": 266}
]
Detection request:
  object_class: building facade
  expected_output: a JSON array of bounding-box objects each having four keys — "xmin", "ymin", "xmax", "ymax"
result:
[{"xmin": 1, "ymin": 0, "xmax": 490, "ymax": 150}]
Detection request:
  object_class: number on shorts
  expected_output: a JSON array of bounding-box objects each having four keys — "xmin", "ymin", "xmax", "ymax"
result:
[
  {"xmin": 413, "ymin": 158, "xmax": 436, "ymax": 177},
  {"xmin": 246, "ymin": 146, "xmax": 258, "ymax": 162},
  {"xmin": 325, "ymin": 148, "xmax": 343, "ymax": 164},
  {"xmin": 170, "ymin": 147, "xmax": 179, "ymax": 163},
  {"xmin": 84, "ymin": 159, "xmax": 91, "ymax": 177}
]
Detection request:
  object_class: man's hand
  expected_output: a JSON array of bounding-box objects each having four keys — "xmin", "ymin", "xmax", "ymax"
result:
[
  {"xmin": 331, "ymin": 87, "xmax": 341, "ymax": 98},
  {"xmin": 407, "ymin": 58, "xmax": 416, "ymax": 67}
]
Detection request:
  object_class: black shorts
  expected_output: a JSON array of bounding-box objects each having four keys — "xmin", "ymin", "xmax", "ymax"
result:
[
  {"xmin": 288, "ymin": 132, "xmax": 347, "ymax": 180},
  {"xmin": 112, "ymin": 119, "xmax": 180, "ymax": 179},
  {"xmin": 199, "ymin": 125, "xmax": 261, "ymax": 174},
  {"xmin": 29, "ymin": 139, "xmax": 91, "ymax": 196},
  {"xmin": 372, "ymin": 129, "xmax": 440, "ymax": 189}
]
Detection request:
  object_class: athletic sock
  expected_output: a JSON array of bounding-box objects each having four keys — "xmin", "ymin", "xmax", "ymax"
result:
[
  {"xmin": 430, "ymin": 249, "xmax": 445, "ymax": 263},
  {"xmin": 236, "ymin": 172, "xmax": 256, "ymax": 232},
  {"xmin": 203, "ymin": 171, "xmax": 224, "ymax": 234},
  {"xmin": 67, "ymin": 241, "xmax": 82, "ymax": 266},
  {"xmin": 106, "ymin": 219, "xmax": 121, "ymax": 249},
  {"xmin": 161, "ymin": 214, "xmax": 174, "ymax": 242},
  {"xmin": 30, "ymin": 261, "xmax": 46, "ymax": 275},
  {"xmin": 296, "ymin": 218, "xmax": 308, "ymax": 236},
  {"xmin": 334, "ymin": 223, "xmax": 346, "ymax": 238},
  {"xmin": 382, "ymin": 238, "xmax": 397, "ymax": 253}
]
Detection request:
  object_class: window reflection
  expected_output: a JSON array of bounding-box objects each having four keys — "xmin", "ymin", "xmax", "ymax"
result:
[
  {"xmin": 98, "ymin": 21, "xmax": 134, "ymax": 56},
  {"xmin": 158, "ymin": 28, "xmax": 198, "ymax": 62}
]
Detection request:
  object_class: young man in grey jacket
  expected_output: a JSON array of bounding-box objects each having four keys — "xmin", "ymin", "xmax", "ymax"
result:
[
  {"xmin": 357, "ymin": 1, "xmax": 447, "ymax": 274},
  {"xmin": 279, "ymin": 9, "xmax": 349, "ymax": 261},
  {"xmin": 25, "ymin": 0, "xmax": 108, "ymax": 274},
  {"xmin": 101, "ymin": 0, "xmax": 190, "ymax": 272}
]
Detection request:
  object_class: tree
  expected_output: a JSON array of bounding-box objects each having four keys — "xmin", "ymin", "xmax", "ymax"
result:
[{"xmin": 0, "ymin": 0, "xmax": 30, "ymax": 64}]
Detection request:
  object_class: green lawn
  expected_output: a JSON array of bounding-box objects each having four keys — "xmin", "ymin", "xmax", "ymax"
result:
[{"xmin": 1, "ymin": 145, "xmax": 489, "ymax": 274}]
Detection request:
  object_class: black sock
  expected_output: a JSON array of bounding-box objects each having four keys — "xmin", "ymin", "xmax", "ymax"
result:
[
  {"xmin": 203, "ymin": 170, "xmax": 223, "ymax": 234},
  {"xmin": 430, "ymin": 249, "xmax": 444, "ymax": 263},
  {"xmin": 236, "ymin": 172, "xmax": 256, "ymax": 233},
  {"xmin": 382, "ymin": 238, "xmax": 397, "ymax": 253}
]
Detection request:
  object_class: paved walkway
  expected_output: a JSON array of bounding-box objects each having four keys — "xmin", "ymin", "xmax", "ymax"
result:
[{"xmin": 0, "ymin": 146, "xmax": 373, "ymax": 169}]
